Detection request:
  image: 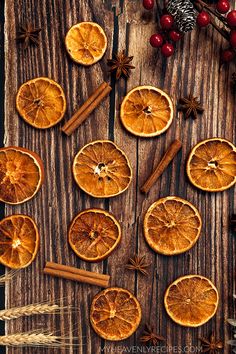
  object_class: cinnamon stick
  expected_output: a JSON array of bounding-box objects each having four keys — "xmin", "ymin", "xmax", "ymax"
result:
[
  {"xmin": 140, "ymin": 139, "xmax": 182, "ymax": 194},
  {"xmin": 61, "ymin": 82, "xmax": 112, "ymax": 136},
  {"xmin": 44, "ymin": 262, "xmax": 110, "ymax": 288}
]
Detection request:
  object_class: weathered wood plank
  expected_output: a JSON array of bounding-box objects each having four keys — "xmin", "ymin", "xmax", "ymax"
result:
[{"xmin": 3, "ymin": 0, "xmax": 236, "ymax": 353}]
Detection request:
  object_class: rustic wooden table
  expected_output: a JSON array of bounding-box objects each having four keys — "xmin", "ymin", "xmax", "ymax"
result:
[{"xmin": 1, "ymin": 0, "xmax": 236, "ymax": 353}]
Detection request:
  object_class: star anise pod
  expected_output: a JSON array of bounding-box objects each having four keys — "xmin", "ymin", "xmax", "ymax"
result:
[
  {"xmin": 140, "ymin": 324, "xmax": 165, "ymax": 346},
  {"xmin": 178, "ymin": 93, "xmax": 204, "ymax": 120},
  {"xmin": 107, "ymin": 51, "xmax": 135, "ymax": 80},
  {"xmin": 199, "ymin": 333, "xmax": 223, "ymax": 353},
  {"xmin": 230, "ymin": 214, "xmax": 236, "ymax": 232},
  {"xmin": 16, "ymin": 23, "xmax": 41, "ymax": 50},
  {"xmin": 125, "ymin": 254, "xmax": 150, "ymax": 276}
]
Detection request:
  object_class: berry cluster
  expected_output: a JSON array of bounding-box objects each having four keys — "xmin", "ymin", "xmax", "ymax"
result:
[
  {"xmin": 196, "ymin": 0, "xmax": 236, "ymax": 62},
  {"xmin": 149, "ymin": 15, "xmax": 182, "ymax": 57},
  {"xmin": 143, "ymin": 0, "xmax": 182, "ymax": 57},
  {"xmin": 143, "ymin": 0, "xmax": 236, "ymax": 62}
]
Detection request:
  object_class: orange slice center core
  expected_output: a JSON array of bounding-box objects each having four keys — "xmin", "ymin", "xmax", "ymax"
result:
[
  {"xmin": 82, "ymin": 38, "xmax": 98, "ymax": 52},
  {"xmin": 6, "ymin": 162, "xmax": 22, "ymax": 183},
  {"xmin": 94, "ymin": 162, "xmax": 110, "ymax": 179},
  {"xmin": 208, "ymin": 160, "xmax": 218, "ymax": 169},
  {"xmin": 33, "ymin": 97, "xmax": 44, "ymax": 107},
  {"xmin": 143, "ymin": 105, "xmax": 152, "ymax": 114},
  {"xmin": 12, "ymin": 238, "xmax": 21, "ymax": 249},
  {"xmin": 163, "ymin": 219, "xmax": 176, "ymax": 228},
  {"xmin": 109, "ymin": 308, "xmax": 116, "ymax": 318},
  {"xmin": 88, "ymin": 230, "xmax": 99, "ymax": 240}
]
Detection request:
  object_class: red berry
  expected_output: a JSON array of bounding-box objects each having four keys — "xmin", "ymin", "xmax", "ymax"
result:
[
  {"xmin": 143, "ymin": 0, "xmax": 154, "ymax": 10},
  {"xmin": 161, "ymin": 43, "xmax": 174, "ymax": 57},
  {"xmin": 227, "ymin": 10, "xmax": 236, "ymax": 27},
  {"xmin": 160, "ymin": 14, "xmax": 174, "ymax": 30},
  {"xmin": 150, "ymin": 33, "xmax": 163, "ymax": 47},
  {"xmin": 216, "ymin": 0, "xmax": 230, "ymax": 14},
  {"xmin": 230, "ymin": 30, "xmax": 236, "ymax": 47},
  {"xmin": 197, "ymin": 11, "xmax": 211, "ymax": 27},
  {"xmin": 221, "ymin": 49, "xmax": 235, "ymax": 62},
  {"xmin": 169, "ymin": 30, "xmax": 182, "ymax": 42}
]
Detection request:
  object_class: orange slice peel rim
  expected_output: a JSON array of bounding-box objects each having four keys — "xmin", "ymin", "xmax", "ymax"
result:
[
  {"xmin": 65, "ymin": 22, "xmax": 107, "ymax": 66},
  {"xmin": 120, "ymin": 85, "xmax": 174, "ymax": 137},
  {"xmin": 16, "ymin": 77, "xmax": 67, "ymax": 129},
  {"xmin": 72, "ymin": 140, "xmax": 132, "ymax": 198},
  {"xmin": 164, "ymin": 274, "xmax": 219, "ymax": 327},
  {"xmin": 0, "ymin": 214, "xmax": 39, "ymax": 269},
  {"xmin": 186, "ymin": 137, "xmax": 236, "ymax": 192},
  {"xmin": 68, "ymin": 208, "xmax": 122, "ymax": 262},
  {"xmin": 90, "ymin": 287, "xmax": 142, "ymax": 341},
  {"xmin": 143, "ymin": 196, "xmax": 202, "ymax": 255},
  {"xmin": 0, "ymin": 146, "xmax": 44, "ymax": 205}
]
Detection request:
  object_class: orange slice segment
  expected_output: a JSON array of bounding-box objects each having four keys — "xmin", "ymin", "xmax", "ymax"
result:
[
  {"xmin": 187, "ymin": 138, "xmax": 236, "ymax": 192},
  {"xmin": 164, "ymin": 275, "xmax": 219, "ymax": 327},
  {"xmin": 72, "ymin": 140, "xmax": 132, "ymax": 198},
  {"xmin": 90, "ymin": 287, "xmax": 142, "ymax": 341},
  {"xmin": 143, "ymin": 196, "xmax": 202, "ymax": 255},
  {"xmin": 120, "ymin": 86, "xmax": 174, "ymax": 137},
  {"xmin": 68, "ymin": 209, "xmax": 121, "ymax": 262},
  {"xmin": 0, "ymin": 147, "xmax": 44, "ymax": 204},
  {"xmin": 65, "ymin": 22, "xmax": 107, "ymax": 66},
  {"xmin": 16, "ymin": 77, "xmax": 66, "ymax": 129},
  {"xmin": 0, "ymin": 215, "xmax": 39, "ymax": 269}
]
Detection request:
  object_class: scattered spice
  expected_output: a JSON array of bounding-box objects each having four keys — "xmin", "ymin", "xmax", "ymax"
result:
[
  {"xmin": 140, "ymin": 324, "xmax": 165, "ymax": 346},
  {"xmin": 199, "ymin": 333, "xmax": 223, "ymax": 353},
  {"xmin": 107, "ymin": 51, "xmax": 135, "ymax": 79},
  {"xmin": 178, "ymin": 93, "xmax": 204, "ymax": 120},
  {"xmin": 16, "ymin": 24, "xmax": 41, "ymax": 49},
  {"xmin": 125, "ymin": 255, "xmax": 150, "ymax": 276},
  {"xmin": 230, "ymin": 214, "xmax": 236, "ymax": 232}
]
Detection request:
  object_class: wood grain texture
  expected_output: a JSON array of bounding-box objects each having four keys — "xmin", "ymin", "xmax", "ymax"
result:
[{"xmin": 3, "ymin": 0, "xmax": 236, "ymax": 353}]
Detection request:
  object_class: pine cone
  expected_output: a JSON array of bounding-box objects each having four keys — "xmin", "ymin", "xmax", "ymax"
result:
[{"xmin": 167, "ymin": 0, "xmax": 197, "ymax": 32}]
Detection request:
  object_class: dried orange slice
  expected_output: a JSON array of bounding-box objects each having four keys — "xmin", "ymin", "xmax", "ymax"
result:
[
  {"xmin": 120, "ymin": 86, "xmax": 174, "ymax": 137},
  {"xmin": 72, "ymin": 140, "xmax": 132, "ymax": 198},
  {"xmin": 68, "ymin": 209, "xmax": 121, "ymax": 262},
  {"xmin": 164, "ymin": 275, "xmax": 219, "ymax": 327},
  {"xmin": 16, "ymin": 77, "xmax": 66, "ymax": 129},
  {"xmin": 143, "ymin": 196, "xmax": 202, "ymax": 255},
  {"xmin": 90, "ymin": 287, "xmax": 141, "ymax": 341},
  {"xmin": 187, "ymin": 138, "xmax": 236, "ymax": 192},
  {"xmin": 0, "ymin": 147, "xmax": 44, "ymax": 205},
  {"xmin": 0, "ymin": 215, "xmax": 39, "ymax": 269},
  {"xmin": 65, "ymin": 22, "xmax": 107, "ymax": 66}
]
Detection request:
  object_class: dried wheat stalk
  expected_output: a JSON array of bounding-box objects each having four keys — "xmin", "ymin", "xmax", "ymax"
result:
[
  {"xmin": 0, "ymin": 303, "xmax": 63, "ymax": 320},
  {"xmin": 0, "ymin": 270, "xmax": 18, "ymax": 284},
  {"xmin": 0, "ymin": 331, "xmax": 69, "ymax": 347}
]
